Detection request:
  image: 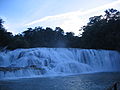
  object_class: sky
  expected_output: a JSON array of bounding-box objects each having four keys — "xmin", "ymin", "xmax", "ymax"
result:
[{"xmin": 0, "ymin": 0, "xmax": 120, "ymax": 35}]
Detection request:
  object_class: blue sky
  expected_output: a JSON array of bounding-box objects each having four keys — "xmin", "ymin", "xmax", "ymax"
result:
[{"xmin": 0, "ymin": 0, "xmax": 120, "ymax": 35}]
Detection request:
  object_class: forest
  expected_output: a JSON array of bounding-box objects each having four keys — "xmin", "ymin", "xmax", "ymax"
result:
[{"xmin": 0, "ymin": 8, "xmax": 120, "ymax": 50}]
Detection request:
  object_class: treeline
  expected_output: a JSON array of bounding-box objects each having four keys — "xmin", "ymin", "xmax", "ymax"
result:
[
  {"xmin": 81, "ymin": 8, "xmax": 120, "ymax": 50},
  {"xmin": 0, "ymin": 8, "xmax": 120, "ymax": 50},
  {"xmin": 0, "ymin": 21, "xmax": 79, "ymax": 49}
]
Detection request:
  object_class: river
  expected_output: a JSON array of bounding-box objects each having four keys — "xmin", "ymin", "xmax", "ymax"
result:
[{"xmin": 0, "ymin": 72, "xmax": 120, "ymax": 90}]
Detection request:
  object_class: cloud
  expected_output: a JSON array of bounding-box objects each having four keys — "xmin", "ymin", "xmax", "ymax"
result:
[
  {"xmin": 80, "ymin": 0, "xmax": 120, "ymax": 15},
  {"xmin": 23, "ymin": 0, "xmax": 120, "ymax": 35},
  {"xmin": 24, "ymin": 10, "xmax": 82, "ymax": 26},
  {"xmin": 25, "ymin": 0, "xmax": 120, "ymax": 26}
]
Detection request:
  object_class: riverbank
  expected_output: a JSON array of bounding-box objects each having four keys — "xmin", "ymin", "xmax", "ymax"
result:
[{"xmin": 0, "ymin": 72, "xmax": 120, "ymax": 90}]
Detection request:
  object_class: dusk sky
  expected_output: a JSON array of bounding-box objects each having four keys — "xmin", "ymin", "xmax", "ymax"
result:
[{"xmin": 0, "ymin": 0, "xmax": 120, "ymax": 35}]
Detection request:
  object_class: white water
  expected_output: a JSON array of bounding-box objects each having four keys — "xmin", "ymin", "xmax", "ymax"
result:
[{"xmin": 0, "ymin": 48, "xmax": 120, "ymax": 79}]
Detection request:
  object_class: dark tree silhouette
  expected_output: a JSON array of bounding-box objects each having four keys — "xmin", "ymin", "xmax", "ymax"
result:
[
  {"xmin": 0, "ymin": 18, "xmax": 13, "ymax": 48},
  {"xmin": 80, "ymin": 8, "xmax": 120, "ymax": 50},
  {"xmin": 0, "ymin": 8, "xmax": 120, "ymax": 50}
]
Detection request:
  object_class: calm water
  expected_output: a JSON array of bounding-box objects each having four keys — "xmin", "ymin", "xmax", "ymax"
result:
[{"xmin": 0, "ymin": 72, "xmax": 120, "ymax": 90}]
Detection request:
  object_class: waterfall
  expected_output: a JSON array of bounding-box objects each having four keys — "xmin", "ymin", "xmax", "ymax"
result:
[{"xmin": 0, "ymin": 48, "xmax": 120, "ymax": 79}]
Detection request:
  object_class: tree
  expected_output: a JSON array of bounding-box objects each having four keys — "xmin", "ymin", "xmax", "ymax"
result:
[
  {"xmin": 80, "ymin": 8, "xmax": 120, "ymax": 50},
  {"xmin": 0, "ymin": 18, "xmax": 13, "ymax": 48},
  {"xmin": 8, "ymin": 34, "xmax": 29, "ymax": 49}
]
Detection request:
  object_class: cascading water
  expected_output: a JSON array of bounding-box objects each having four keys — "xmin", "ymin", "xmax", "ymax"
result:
[{"xmin": 0, "ymin": 48, "xmax": 120, "ymax": 79}]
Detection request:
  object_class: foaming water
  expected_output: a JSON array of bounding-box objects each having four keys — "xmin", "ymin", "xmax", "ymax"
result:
[{"xmin": 0, "ymin": 48, "xmax": 120, "ymax": 79}]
